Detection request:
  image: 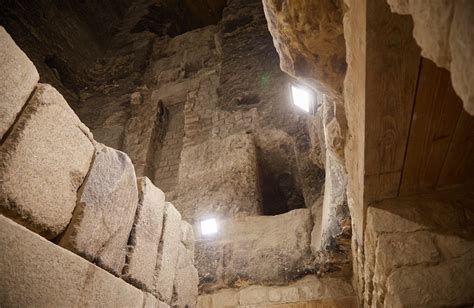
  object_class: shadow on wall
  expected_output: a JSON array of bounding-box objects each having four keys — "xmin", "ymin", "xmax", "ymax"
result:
[{"xmin": 255, "ymin": 133, "xmax": 306, "ymax": 215}]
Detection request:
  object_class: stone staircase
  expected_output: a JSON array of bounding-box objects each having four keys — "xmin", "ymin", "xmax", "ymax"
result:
[{"xmin": 0, "ymin": 26, "xmax": 197, "ymax": 307}]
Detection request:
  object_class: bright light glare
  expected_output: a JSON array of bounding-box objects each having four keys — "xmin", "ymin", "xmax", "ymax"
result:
[
  {"xmin": 200, "ymin": 218, "xmax": 218, "ymax": 236},
  {"xmin": 291, "ymin": 85, "xmax": 311, "ymax": 112}
]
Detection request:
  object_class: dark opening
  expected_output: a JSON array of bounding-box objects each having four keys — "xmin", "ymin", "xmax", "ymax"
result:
[{"xmin": 256, "ymin": 146, "xmax": 305, "ymax": 215}]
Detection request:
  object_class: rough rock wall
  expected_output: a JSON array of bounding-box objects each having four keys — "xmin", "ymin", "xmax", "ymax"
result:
[
  {"xmin": 195, "ymin": 209, "xmax": 315, "ymax": 292},
  {"xmin": 0, "ymin": 27, "xmax": 198, "ymax": 307},
  {"xmin": 262, "ymin": 0, "xmax": 346, "ymax": 98},
  {"xmin": 341, "ymin": 0, "xmax": 367, "ymax": 300},
  {"xmin": 386, "ymin": 0, "xmax": 474, "ymax": 115},
  {"xmin": 0, "ymin": 0, "xmax": 130, "ymax": 102},
  {"xmin": 163, "ymin": 0, "xmax": 325, "ymax": 224},
  {"xmin": 262, "ymin": 0, "xmax": 352, "ymax": 275}
]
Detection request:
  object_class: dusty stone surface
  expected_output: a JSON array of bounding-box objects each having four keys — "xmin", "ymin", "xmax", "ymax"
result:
[
  {"xmin": 262, "ymin": 0, "xmax": 351, "ymax": 277},
  {"xmin": 363, "ymin": 190, "xmax": 474, "ymax": 307},
  {"xmin": 123, "ymin": 177, "xmax": 165, "ymax": 291},
  {"xmin": 154, "ymin": 202, "xmax": 183, "ymax": 303},
  {"xmin": 195, "ymin": 209, "xmax": 314, "ymax": 292},
  {"xmin": 172, "ymin": 243, "xmax": 199, "ymax": 307},
  {"xmin": 262, "ymin": 0, "xmax": 346, "ymax": 97},
  {"xmin": 0, "ymin": 26, "xmax": 39, "ymax": 140},
  {"xmin": 175, "ymin": 133, "xmax": 261, "ymax": 222},
  {"xmin": 59, "ymin": 144, "xmax": 138, "ymax": 276},
  {"xmin": 0, "ymin": 215, "xmax": 149, "ymax": 308},
  {"xmin": 387, "ymin": 0, "xmax": 474, "ymax": 114},
  {"xmin": 0, "ymin": 83, "xmax": 94, "ymax": 239},
  {"xmin": 197, "ymin": 275, "xmax": 354, "ymax": 307},
  {"xmin": 181, "ymin": 220, "xmax": 195, "ymax": 253}
]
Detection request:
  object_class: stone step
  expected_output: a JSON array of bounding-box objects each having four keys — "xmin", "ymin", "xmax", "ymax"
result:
[
  {"xmin": 123, "ymin": 176, "xmax": 166, "ymax": 291},
  {"xmin": 0, "ymin": 214, "xmax": 167, "ymax": 308},
  {"xmin": 0, "ymin": 83, "xmax": 94, "ymax": 239},
  {"xmin": 59, "ymin": 143, "xmax": 139, "ymax": 276}
]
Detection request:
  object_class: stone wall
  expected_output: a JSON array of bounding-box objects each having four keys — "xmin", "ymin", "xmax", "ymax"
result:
[
  {"xmin": 363, "ymin": 190, "xmax": 474, "ymax": 306},
  {"xmin": 0, "ymin": 0, "xmax": 130, "ymax": 103},
  {"xmin": 195, "ymin": 209, "xmax": 314, "ymax": 292},
  {"xmin": 197, "ymin": 276, "xmax": 355, "ymax": 307},
  {"xmin": 0, "ymin": 26, "xmax": 198, "ymax": 307},
  {"xmin": 262, "ymin": 0, "xmax": 352, "ymax": 278}
]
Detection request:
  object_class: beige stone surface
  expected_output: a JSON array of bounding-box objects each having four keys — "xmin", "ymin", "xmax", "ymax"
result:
[
  {"xmin": 450, "ymin": 0, "xmax": 474, "ymax": 115},
  {"xmin": 197, "ymin": 275, "xmax": 354, "ymax": 307},
  {"xmin": 59, "ymin": 144, "xmax": 138, "ymax": 275},
  {"xmin": 0, "ymin": 83, "xmax": 94, "ymax": 239},
  {"xmin": 181, "ymin": 220, "xmax": 195, "ymax": 251},
  {"xmin": 173, "ymin": 244, "xmax": 199, "ymax": 307},
  {"xmin": 387, "ymin": 0, "xmax": 474, "ymax": 114},
  {"xmin": 175, "ymin": 133, "xmax": 261, "ymax": 221},
  {"xmin": 154, "ymin": 202, "xmax": 183, "ymax": 303},
  {"xmin": 123, "ymin": 177, "xmax": 165, "ymax": 290},
  {"xmin": 0, "ymin": 26, "xmax": 39, "ymax": 140},
  {"xmin": 262, "ymin": 0, "xmax": 346, "ymax": 98},
  {"xmin": 385, "ymin": 259, "xmax": 474, "ymax": 307},
  {"xmin": 363, "ymin": 191, "xmax": 474, "ymax": 307},
  {"xmin": 0, "ymin": 215, "xmax": 147, "ymax": 308},
  {"xmin": 195, "ymin": 209, "xmax": 314, "ymax": 291}
]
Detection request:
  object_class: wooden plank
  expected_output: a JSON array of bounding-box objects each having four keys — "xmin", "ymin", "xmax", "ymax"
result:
[
  {"xmin": 437, "ymin": 110, "xmax": 474, "ymax": 188},
  {"xmin": 399, "ymin": 58, "xmax": 463, "ymax": 196},
  {"xmin": 364, "ymin": 0, "xmax": 421, "ymax": 203}
]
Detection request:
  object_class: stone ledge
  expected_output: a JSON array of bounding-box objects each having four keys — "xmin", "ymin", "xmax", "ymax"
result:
[{"xmin": 0, "ymin": 214, "xmax": 153, "ymax": 308}]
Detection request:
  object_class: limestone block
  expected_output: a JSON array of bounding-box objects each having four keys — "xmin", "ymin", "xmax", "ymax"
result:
[
  {"xmin": 385, "ymin": 260, "xmax": 474, "ymax": 306},
  {"xmin": 123, "ymin": 177, "xmax": 165, "ymax": 290},
  {"xmin": 0, "ymin": 26, "xmax": 39, "ymax": 140},
  {"xmin": 181, "ymin": 220, "xmax": 195, "ymax": 253},
  {"xmin": 172, "ymin": 243, "xmax": 198, "ymax": 307},
  {"xmin": 375, "ymin": 232, "xmax": 440, "ymax": 272},
  {"xmin": 239, "ymin": 285, "xmax": 269, "ymax": 305},
  {"xmin": 195, "ymin": 209, "xmax": 314, "ymax": 291},
  {"xmin": 144, "ymin": 293, "xmax": 169, "ymax": 308},
  {"xmin": 197, "ymin": 276, "xmax": 354, "ymax": 307},
  {"xmin": 175, "ymin": 134, "xmax": 261, "ymax": 221},
  {"xmin": 59, "ymin": 144, "xmax": 138, "ymax": 275},
  {"xmin": 268, "ymin": 287, "xmax": 299, "ymax": 303},
  {"xmin": 0, "ymin": 215, "xmax": 146, "ymax": 308},
  {"xmin": 154, "ymin": 202, "xmax": 182, "ymax": 303},
  {"xmin": 0, "ymin": 83, "xmax": 94, "ymax": 238},
  {"xmin": 197, "ymin": 290, "xmax": 239, "ymax": 308},
  {"xmin": 173, "ymin": 265, "xmax": 199, "ymax": 307}
]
